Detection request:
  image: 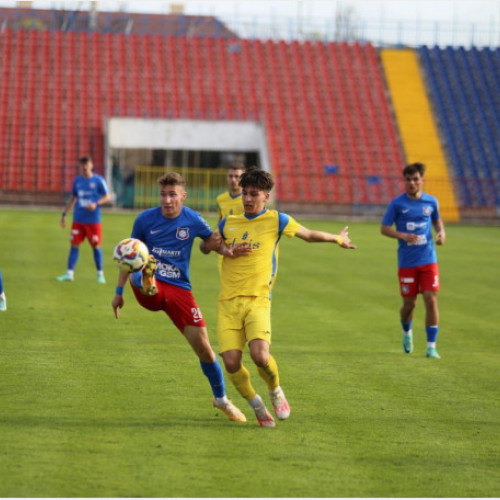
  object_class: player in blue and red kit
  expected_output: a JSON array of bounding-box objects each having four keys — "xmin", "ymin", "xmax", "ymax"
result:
[
  {"xmin": 0, "ymin": 268, "xmax": 6, "ymax": 311},
  {"xmin": 381, "ymin": 163, "xmax": 446, "ymax": 358},
  {"xmin": 111, "ymin": 172, "xmax": 247, "ymax": 423},
  {"xmin": 56, "ymin": 156, "xmax": 110, "ymax": 283}
]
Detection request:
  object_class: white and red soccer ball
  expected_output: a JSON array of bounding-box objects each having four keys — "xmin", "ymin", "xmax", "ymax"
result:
[{"xmin": 113, "ymin": 238, "xmax": 149, "ymax": 273}]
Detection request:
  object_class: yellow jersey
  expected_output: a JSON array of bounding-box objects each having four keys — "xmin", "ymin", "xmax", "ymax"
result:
[
  {"xmin": 216, "ymin": 191, "xmax": 244, "ymax": 219},
  {"xmin": 218, "ymin": 209, "xmax": 301, "ymax": 300}
]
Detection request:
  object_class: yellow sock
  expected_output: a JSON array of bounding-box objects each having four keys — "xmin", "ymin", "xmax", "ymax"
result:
[
  {"xmin": 227, "ymin": 364, "xmax": 257, "ymax": 401},
  {"xmin": 257, "ymin": 354, "xmax": 280, "ymax": 391}
]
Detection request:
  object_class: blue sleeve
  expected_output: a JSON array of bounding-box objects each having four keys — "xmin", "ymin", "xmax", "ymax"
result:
[
  {"xmin": 131, "ymin": 214, "xmax": 145, "ymax": 241},
  {"xmin": 218, "ymin": 218, "xmax": 227, "ymax": 238},
  {"xmin": 98, "ymin": 176, "xmax": 109, "ymax": 195},
  {"xmin": 432, "ymin": 199, "xmax": 440, "ymax": 222},
  {"xmin": 381, "ymin": 201, "xmax": 396, "ymax": 226},
  {"xmin": 278, "ymin": 212, "xmax": 290, "ymax": 236},
  {"xmin": 195, "ymin": 213, "xmax": 213, "ymax": 239}
]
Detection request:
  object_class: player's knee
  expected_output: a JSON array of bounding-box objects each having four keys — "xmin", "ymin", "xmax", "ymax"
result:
[
  {"xmin": 221, "ymin": 351, "xmax": 242, "ymax": 373},
  {"xmin": 224, "ymin": 359, "xmax": 241, "ymax": 373},
  {"xmin": 250, "ymin": 351, "xmax": 270, "ymax": 368}
]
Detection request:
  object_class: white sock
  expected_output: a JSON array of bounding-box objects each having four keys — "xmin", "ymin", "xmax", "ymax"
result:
[
  {"xmin": 248, "ymin": 394, "xmax": 265, "ymax": 410},
  {"xmin": 427, "ymin": 342, "xmax": 436, "ymax": 348},
  {"xmin": 97, "ymin": 270, "xmax": 104, "ymax": 277},
  {"xmin": 0, "ymin": 292, "xmax": 5, "ymax": 299},
  {"xmin": 214, "ymin": 396, "xmax": 228, "ymax": 405},
  {"xmin": 67, "ymin": 270, "xmax": 74, "ymax": 278}
]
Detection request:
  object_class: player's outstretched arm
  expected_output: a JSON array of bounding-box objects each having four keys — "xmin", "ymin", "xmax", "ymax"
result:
[
  {"xmin": 111, "ymin": 269, "xmax": 129, "ymax": 319},
  {"xmin": 295, "ymin": 225, "xmax": 357, "ymax": 249}
]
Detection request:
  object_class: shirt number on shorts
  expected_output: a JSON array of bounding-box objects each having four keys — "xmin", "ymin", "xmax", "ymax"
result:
[{"xmin": 191, "ymin": 307, "xmax": 203, "ymax": 323}]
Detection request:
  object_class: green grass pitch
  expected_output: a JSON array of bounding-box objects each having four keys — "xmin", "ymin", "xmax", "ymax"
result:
[{"xmin": 0, "ymin": 208, "xmax": 499, "ymax": 497}]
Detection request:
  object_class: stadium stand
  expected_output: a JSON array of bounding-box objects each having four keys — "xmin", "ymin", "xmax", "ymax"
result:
[
  {"xmin": 1, "ymin": 6, "xmax": 499, "ymax": 220},
  {"xmin": 380, "ymin": 49, "xmax": 459, "ymax": 222},
  {"xmin": 418, "ymin": 45, "xmax": 500, "ymax": 211},
  {"xmin": 0, "ymin": 27, "xmax": 405, "ymax": 208}
]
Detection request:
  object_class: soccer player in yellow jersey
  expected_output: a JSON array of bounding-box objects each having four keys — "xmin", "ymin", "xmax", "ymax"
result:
[
  {"xmin": 216, "ymin": 162, "xmax": 245, "ymax": 222},
  {"xmin": 205, "ymin": 167, "xmax": 356, "ymax": 427}
]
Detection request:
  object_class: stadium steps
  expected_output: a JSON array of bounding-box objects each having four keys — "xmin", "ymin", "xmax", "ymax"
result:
[
  {"xmin": 381, "ymin": 48, "xmax": 460, "ymax": 222},
  {"xmin": 419, "ymin": 45, "xmax": 500, "ymax": 209},
  {"xmin": 0, "ymin": 30, "xmax": 403, "ymax": 206}
]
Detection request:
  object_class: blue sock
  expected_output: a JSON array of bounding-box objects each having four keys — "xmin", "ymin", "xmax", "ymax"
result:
[
  {"xmin": 68, "ymin": 247, "xmax": 79, "ymax": 270},
  {"xmin": 200, "ymin": 360, "xmax": 225, "ymax": 399},
  {"xmin": 0, "ymin": 269, "xmax": 4, "ymax": 294},
  {"xmin": 401, "ymin": 319, "xmax": 413, "ymax": 333},
  {"xmin": 93, "ymin": 247, "xmax": 103, "ymax": 271},
  {"xmin": 426, "ymin": 325, "xmax": 439, "ymax": 343},
  {"xmin": 130, "ymin": 270, "xmax": 143, "ymax": 289}
]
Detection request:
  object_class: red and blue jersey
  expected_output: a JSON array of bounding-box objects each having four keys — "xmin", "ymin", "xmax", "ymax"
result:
[
  {"xmin": 131, "ymin": 206, "xmax": 213, "ymax": 290},
  {"xmin": 72, "ymin": 174, "xmax": 109, "ymax": 224},
  {"xmin": 382, "ymin": 192, "xmax": 441, "ymax": 268}
]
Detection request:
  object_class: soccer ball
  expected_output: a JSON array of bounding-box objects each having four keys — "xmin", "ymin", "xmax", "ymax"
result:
[{"xmin": 113, "ymin": 238, "xmax": 149, "ymax": 273}]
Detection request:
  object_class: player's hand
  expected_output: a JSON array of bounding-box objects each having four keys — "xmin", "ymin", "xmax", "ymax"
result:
[
  {"xmin": 201, "ymin": 233, "xmax": 224, "ymax": 253},
  {"xmin": 402, "ymin": 233, "xmax": 420, "ymax": 245},
  {"xmin": 338, "ymin": 226, "xmax": 357, "ymax": 249},
  {"xmin": 222, "ymin": 242, "xmax": 253, "ymax": 258},
  {"xmin": 60, "ymin": 218, "xmax": 66, "ymax": 228},
  {"xmin": 87, "ymin": 202, "xmax": 97, "ymax": 211},
  {"xmin": 435, "ymin": 231, "xmax": 445, "ymax": 245},
  {"xmin": 112, "ymin": 295, "xmax": 124, "ymax": 319}
]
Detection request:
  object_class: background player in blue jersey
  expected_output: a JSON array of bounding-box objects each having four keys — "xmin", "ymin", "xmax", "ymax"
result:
[
  {"xmin": 204, "ymin": 168, "xmax": 356, "ymax": 427},
  {"xmin": 0, "ymin": 268, "xmax": 6, "ymax": 311},
  {"xmin": 56, "ymin": 156, "xmax": 110, "ymax": 284},
  {"xmin": 381, "ymin": 162, "xmax": 446, "ymax": 359},
  {"xmin": 111, "ymin": 172, "xmax": 247, "ymax": 423}
]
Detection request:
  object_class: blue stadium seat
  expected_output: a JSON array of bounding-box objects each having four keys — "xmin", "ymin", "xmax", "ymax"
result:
[{"xmin": 419, "ymin": 45, "xmax": 500, "ymax": 208}]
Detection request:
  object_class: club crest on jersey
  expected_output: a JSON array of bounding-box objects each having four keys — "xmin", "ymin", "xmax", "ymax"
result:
[
  {"xmin": 176, "ymin": 227, "xmax": 189, "ymax": 240},
  {"xmin": 423, "ymin": 206, "xmax": 433, "ymax": 216}
]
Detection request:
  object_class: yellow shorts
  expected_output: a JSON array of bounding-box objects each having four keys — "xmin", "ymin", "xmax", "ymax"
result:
[{"xmin": 217, "ymin": 296, "xmax": 272, "ymax": 353}]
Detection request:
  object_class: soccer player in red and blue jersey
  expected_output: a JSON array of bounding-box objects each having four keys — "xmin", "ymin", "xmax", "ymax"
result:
[
  {"xmin": 381, "ymin": 163, "xmax": 446, "ymax": 358},
  {"xmin": 56, "ymin": 156, "xmax": 110, "ymax": 284},
  {"xmin": 111, "ymin": 172, "xmax": 247, "ymax": 423},
  {"xmin": 0, "ymin": 268, "xmax": 6, "ymax": 311}
]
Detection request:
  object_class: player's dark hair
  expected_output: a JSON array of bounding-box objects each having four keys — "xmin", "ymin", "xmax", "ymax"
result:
[
  {"xmin": 78, "ymin": 156, "xmax": 92, "ymax": 164},
  {"xmin": 239, "ymin": 167, "xmax": 274, "ymax": 192},
  {"xmin": 227, "ymin": 161, "xmax": 245, "ymax": 171},
  {"xmin": 403, "ymin": 162, "xmax": 425, "ymax": 177},
  {"xmin": 158, "ymin": 172, "xmax": 186, "ymax": 188}
]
